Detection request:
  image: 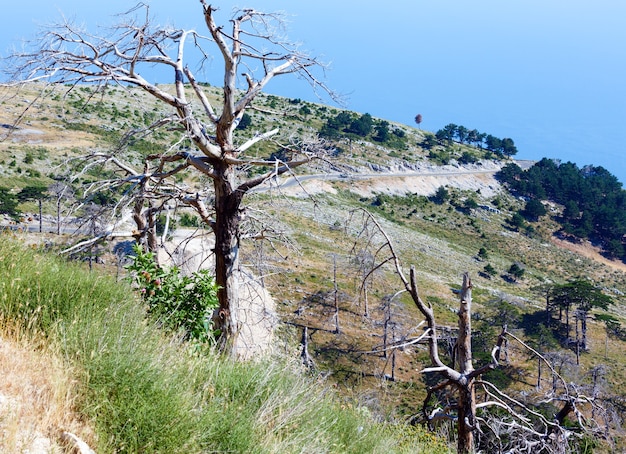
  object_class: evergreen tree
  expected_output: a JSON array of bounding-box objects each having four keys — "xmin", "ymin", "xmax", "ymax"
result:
[
  {"xmin": 347, "ymin": 113, "xmax": 373, "ymax": 137},
  {"xmin": 551, "ymin": 280, "xmax": 613, "ymax": 351},
  {"xmin": 522, "ymin": 199, "xmax": 547, "ymax": 221},
  {"xmin": 0, "ymin": 187, "xmax": 20, "ymax": 220},
  {"xmin": 431, "ymin": 186, "xmax": 450, "ymax": 205},
  {"xmin": 374, "ymin": 120, "xmax": 390, "ymax": 142}
]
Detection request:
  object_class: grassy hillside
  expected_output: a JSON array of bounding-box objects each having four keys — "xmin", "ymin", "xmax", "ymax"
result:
[
  {"xmin": 0, "ymin": 237, "xmax": 449, "ymax": 453},
  {"xmin": 1, "ymin": 82, "xmax": 626, "ymax": 451}
]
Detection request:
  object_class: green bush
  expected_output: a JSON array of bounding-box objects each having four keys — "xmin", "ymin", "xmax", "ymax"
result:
[
  {"xmin": 155, "ymin": 213, "xmax": 177, "ymax": 236},
  {"xmin": 179, "ymin": 212, "xmax": 200, "ymax": 227},
  {"xmin": 126, "ymin": 244, "xmax": 219, "ymax": 343},
  {"xmin": 483, "ymin": 263, "xmax": 497, "ymax": 277}
]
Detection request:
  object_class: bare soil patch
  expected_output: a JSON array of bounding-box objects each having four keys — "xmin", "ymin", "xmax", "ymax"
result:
[{"xmin": 551, "ymin": 236, "xmax": 626, "ymax": 273}]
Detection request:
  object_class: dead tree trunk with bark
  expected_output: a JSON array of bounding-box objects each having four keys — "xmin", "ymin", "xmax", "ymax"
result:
[
  {"xmin": 351, "ymin": 208, "xmax": 610, "ymax": 453},
  {"xmin": 6, "ymin": 2, "xmax": 335, "ymax": 356},
  {"xmin": 409, "ymin": 271, "xmax": 502, "ymax": 454},
  {"xmin": 332, "ymin": 254, "xmax": 341, "ymax": 334},
  {"xmin": 300, "ymin": 325, "xmax": 315, "ymax": 369},
  {"xmin": 353, "ymin": 209, "xmax": 502, "ymax": 452},
  {"xmin": 48, "ymin": 182, "xmax": 73, "ymax": 236}
]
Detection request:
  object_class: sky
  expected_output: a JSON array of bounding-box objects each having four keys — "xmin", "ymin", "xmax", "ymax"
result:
[{"xmin": 2, "ymin": 1, "xmax": 626, "ymax": 183}]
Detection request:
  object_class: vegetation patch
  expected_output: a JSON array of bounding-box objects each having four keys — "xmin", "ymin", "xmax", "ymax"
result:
[{"xmin": 0, "ymin": 237, "xmax": 449, "ymax": 453}]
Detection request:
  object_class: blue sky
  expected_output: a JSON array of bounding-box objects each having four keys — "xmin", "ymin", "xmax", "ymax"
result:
[{"xmin": 2, "ymin": 1, "xmax": 626, "ymax": 182}]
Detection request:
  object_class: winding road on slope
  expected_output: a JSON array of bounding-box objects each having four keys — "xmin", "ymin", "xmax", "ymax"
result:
[
  {"xmin": 259, "ymin": 160, "xmax": 521, "ymax": 198},
  {"xmin": 275, "ymin": 159, "xmax": 535, "ymax": 190}
]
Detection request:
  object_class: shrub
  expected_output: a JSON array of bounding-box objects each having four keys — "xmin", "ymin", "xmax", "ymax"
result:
[
  {"xmin": 236, "ymin": 112, "xmax": 252, "ymax": 130},
  {"xmin": 458, "ymin": 151, "xmax": 478, "ymax": 165},
  {"xmin": 155, "ymin": 213, "xmax": 177, "ymax": 236},
  {"xmin": 508, "ymin": 263, "xmax": 525, "ymax": 280},
  {"xmin": 508, "ymin": 212, "xmax": 526, "ymax": 230},
  {"xmin": 522, "ymin": 199, "xmax": 547, "ymax": 221},
  {"xmin": 431, "ymin": 186, "xmax": 450, "ymax": 205},
  {"xmin": 179, "ymin": 212, "xmax": 200, "ymax": 227},
  {"xmin": 483, "ymin": 263, "xmax": 497, "ymax": 277},
  {"xmin": 126, "ymin": 244, "xmax": 219, "ymax": 343}
]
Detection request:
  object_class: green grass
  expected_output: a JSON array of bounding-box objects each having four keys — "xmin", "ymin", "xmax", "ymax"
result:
[{"xmin": 0, "ymin": 236, "xmax": 450, "ymax": 453}]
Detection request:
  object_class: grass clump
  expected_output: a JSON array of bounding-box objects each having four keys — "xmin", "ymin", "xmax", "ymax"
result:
[{"xmin": 0, "ymin": 236, "xmax": 450, "ymax": 453}]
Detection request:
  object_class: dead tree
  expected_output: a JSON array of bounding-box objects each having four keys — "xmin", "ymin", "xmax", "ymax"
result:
[
  {"xmin": 349, "ymin": 218, "xmax": 383, "ymax": 318},
  {"xmin": 353, "ymin": 208, "xmax": 610, "ymax": 453},
  {"xmin": 413, "ymin": 271, "xmax": 502, "ymax": 454},
  {"xmin": 332, "ymin": 254, "xmax": 341, "ymax": 334},
  {"xmin": 381, "ymin": 295, "xmax": 392, "ymax": 359},
  {"xmin": 300, "ymin": 325, "xmax": 315, "ymax": 369},
  {"xmin": 352, "ymin": 249, "xmax": 376, "ymax": 317},
  {"xmin": 5, "ymin": 2, "xmax": 335, "ymax": 356},
  {"xmin": 48, "ymin": 182, "xmax": 74, "ymax": 235}
]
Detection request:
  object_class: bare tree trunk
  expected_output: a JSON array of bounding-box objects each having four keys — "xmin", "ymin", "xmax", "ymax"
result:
[
  {"xmin": 363, "ymin": 282, "xmax": 369, "ymax": 318},
  {"xmin": 301, "ymin": 325, "xmax": 314, "ymax": 369},
  {"xmin": 382, "ymin": 297, "xmax": 391, "ymax": 359},
  {"xmin": 457, "ymin": 385, "xmax": 476, "ymax": 454},
  {"xmin": 391, "ymin": 324, "xmax": 397, "ymax": 381},
  {"xmin": 8, "ymin": 1, "xmax": 334, "ymax": 357},
  {"xmin": 591, "ymin": 367, "xmax": 601, "ymax": 420},
  {"xmin": 457, "ymin": 274, "xmax": 473, "ymax": 374},
  {"xmin": 552, "ymin": 401, "xmax": 574, "ymax": 429},
  {"xmin": 333, "ymin": 255, "xmax": 340, "ymax": 334},
  {"xmin": 581, "ymin": 312, "xmax": 588, "ymax": 351},
  {"xmin": 88, "ymin": 218, "xmax": 95, "ymax": 272},
  {"xmin": 575, "ymin": 316, "xmax": 580, "ymax": 365},
  {"xmin": 456, "ymin": 273, "xmax": 476, "ymax": 454},
  {"xmin": 132, "ymin": 178, "xmax": 158, "ymax": 256},
  {"xmin": 212, "ymin": 168, "xmax": 243, "ymax": 355},
  {"xmin": 38, "ymin": 199, "xmax": 42, "ymax": 233},
  {"xmin": 56, "ymin": 196, "xmax": 61, "ymax": 235},
  {"xmin": 146, "ymin": 206, "xmax": 157, "ymax": 254}
]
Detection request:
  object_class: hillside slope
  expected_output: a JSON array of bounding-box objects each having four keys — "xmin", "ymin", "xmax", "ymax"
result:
[{"xmin": 1, "ymin": 83, "xmax": 626, "ymax": 451}]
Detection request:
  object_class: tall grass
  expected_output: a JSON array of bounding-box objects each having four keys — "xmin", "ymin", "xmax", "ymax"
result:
[{"xmin": 0, "ymin": 236, "xmax": 450, "ymax": 453}]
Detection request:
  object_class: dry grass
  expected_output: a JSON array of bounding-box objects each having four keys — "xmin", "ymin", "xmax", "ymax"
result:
[{"xmin": 0, "ymin": 322, "xmax": 94, "ymax": 453}]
